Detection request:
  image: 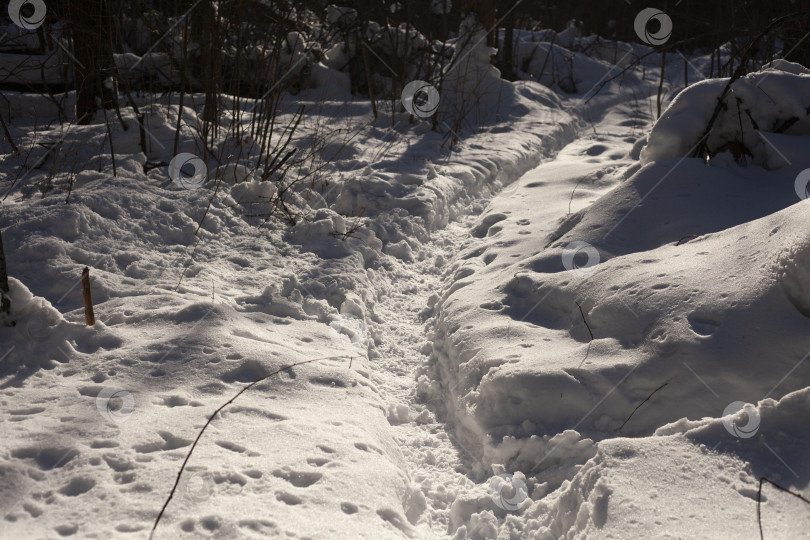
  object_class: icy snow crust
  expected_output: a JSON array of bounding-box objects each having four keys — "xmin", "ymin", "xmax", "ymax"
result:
[{"xmin": 1, "ymin": 32, "xmax": 809, "ymax": 540}]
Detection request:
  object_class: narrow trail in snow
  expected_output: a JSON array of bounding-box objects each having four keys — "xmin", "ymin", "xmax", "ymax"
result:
[
  {"xmin": 370, "ymin": 219, "xmax": 475, "ymax": 536},
  {"xmin": 367, "ymin": 96, "xmax": 654, "ymax": 537}
]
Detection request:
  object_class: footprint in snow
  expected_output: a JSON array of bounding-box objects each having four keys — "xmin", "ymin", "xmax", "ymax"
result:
[
  {"xmin": 133, "ymin": 430, "xmax": 192, "ymax": 453},
  {"xmin": 272, "ymin": 468, "xmax": 322, "ymax": 488}
]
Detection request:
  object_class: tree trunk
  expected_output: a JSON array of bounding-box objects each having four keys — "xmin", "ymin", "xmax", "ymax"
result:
[
  {"xmin": 65, "ymin": 0, "xmax": 118, "ymax": 124},
  {"xmin": 192, "ymin": 0, "xmax": 220, "ymax": 149},
  {"xmin": 0, "ymin": 230, "xmax": 11, "ymax": 319},
  {"xmin": 499, "ymin": 10, "xmax": 516, "ymax": 80}
]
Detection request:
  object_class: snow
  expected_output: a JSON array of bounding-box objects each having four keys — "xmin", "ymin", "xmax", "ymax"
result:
[{"xmin": 1, "ymin": 17, "xmax": 809, "ymax": 540}]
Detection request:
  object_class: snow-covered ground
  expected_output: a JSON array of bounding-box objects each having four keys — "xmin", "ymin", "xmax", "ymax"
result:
[{"xmin": 1, "ymin": 21, "xmax": 809, "ymax": 540}]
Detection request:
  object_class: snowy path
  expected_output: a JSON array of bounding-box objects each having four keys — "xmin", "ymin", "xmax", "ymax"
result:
[
  {"xmin": 357, "ymin": 95, "xmax": 654, "ymax": 538},
  {"xmin": 368, "ymin": 219, "xmax": 472, "ymax": 537}
]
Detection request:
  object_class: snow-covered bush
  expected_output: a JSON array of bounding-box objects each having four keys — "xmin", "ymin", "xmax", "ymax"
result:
[
  {"xmin": 641, "ymin": 60, "xmax": 810, "ymax": 168},
  {"xmin": 440, "ymin": 15, "xmax": 518, "ymax": 127}
]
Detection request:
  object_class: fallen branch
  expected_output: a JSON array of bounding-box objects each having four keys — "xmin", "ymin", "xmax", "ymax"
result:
[
  {"xmin": 757, "ymin": 476, "xmax": 810, "ymax": 539},
  {"xmin": 149, "ymin": 354, "xmax": 355, "ymax": 539},
  {"xmin": 615, "ymin": 380, "xmax": 669, "ymax": 432}
]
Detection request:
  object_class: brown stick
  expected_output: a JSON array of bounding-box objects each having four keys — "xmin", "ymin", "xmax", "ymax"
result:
[
  {"xmin": 0, "ymin": 229, "xmax": 10, "ymax": 317},
  {"xmin": 81, "ymin": 267, "xmax": 95, "ymax": 326}
]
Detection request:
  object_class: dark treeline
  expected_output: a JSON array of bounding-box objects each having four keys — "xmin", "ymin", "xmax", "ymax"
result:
[
  {"xmin": 3, "ymin": 0, "xmax": 810, "ymax": 125},
  {"xmin": 308, "ymin": 0, "xmax": 810, "ymax": 56}
]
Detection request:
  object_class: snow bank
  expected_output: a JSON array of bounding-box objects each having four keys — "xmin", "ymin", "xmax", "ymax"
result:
[
  {"xmin": 516, "ymin": 41, "xmax": 628, "ymax": 95},
  {"xmin": 425, "ymin": 92, "xmax": 810, "ymax": 536}
]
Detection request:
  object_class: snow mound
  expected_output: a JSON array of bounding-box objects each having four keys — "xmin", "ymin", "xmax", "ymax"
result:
[
  {"xmin": 658, "ymin": 385, "xmax": 810, "ymax": 490},
  {"xmin": 0, "ymin": 278, "xmax": 121, "ymax": 385},
  {"xmin": 777, "ymin": 238, "xmax": 810, "ymax": 318},
  {"xmin": 641, "ymin": 61, "xmax": 810, "ymax": 167}
]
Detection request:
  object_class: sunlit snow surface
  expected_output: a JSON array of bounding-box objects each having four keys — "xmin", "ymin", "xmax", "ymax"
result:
[{"xmin": 1, "ymin": 26, "xmax": 809, "ymax": 540}]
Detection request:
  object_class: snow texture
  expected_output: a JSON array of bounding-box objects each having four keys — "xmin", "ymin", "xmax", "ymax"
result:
[{"xmin": 1, "ymin": 15, "xmax": 808, "ymax": 540}]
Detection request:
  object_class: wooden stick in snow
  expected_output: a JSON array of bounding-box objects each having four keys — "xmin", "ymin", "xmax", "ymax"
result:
[{"xmin": 82, "ymin": 267, "xmax": 95, "ymax": 326}]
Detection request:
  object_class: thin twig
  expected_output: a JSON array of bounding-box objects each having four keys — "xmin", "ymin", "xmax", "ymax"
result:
[
  {"xmin": 149, "ymin": 354, "xmax": 355, "ymax": 539},
  {"xmin": 0, "ymin": 229, "xmax": 12, "ymax": 322},
  {"xmin": 615, "ymin": 381, "xmax": 669, "ymax": 432},
  {"xmin": 568, "ymin": 177, "xmax": 586, "ymax": 215},
  {"xmin": 757, "ymin": 476, "xmax": 810, "ymax": 539},
  {"xmin": 575, "ymin": 301, "xmax": 593, "ymax": 340}
]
